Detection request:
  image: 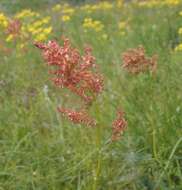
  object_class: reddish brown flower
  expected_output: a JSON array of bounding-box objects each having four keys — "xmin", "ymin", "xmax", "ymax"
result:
[
  {"xmin": 112, "ymin": 110, "xmax": 127, "ymax": 141},
  {"xmin": 35, "ymin": 38, "xmax": 103, "ymax": 104},
  {"xmin": 58, "ymin": 107, "xmax": 96, "ymax": 127},
  {"xmin": 6, "ymin": 19, "xmax": 21, "ymax": 38},
  {"xmin": 122, "ymin": 46, "xmax": 157, "ymax": 74}
]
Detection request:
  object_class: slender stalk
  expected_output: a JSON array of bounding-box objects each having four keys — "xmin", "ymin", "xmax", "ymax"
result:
[
  {"xmin": 93, "ymin": 101, "xmax": 102, "ymax": 190},
  {"xmin": 152, "ymin": 129, "xmax": 158, "ymax": 161},
  {"xmin": 154, "ymin": 137, "xmax": 182, "ymax": 189}
]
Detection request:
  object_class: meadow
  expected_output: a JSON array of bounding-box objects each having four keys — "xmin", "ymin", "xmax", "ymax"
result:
[{"xmin": 0, "ymin": 0, "xmax": 182, "ymax": 189}]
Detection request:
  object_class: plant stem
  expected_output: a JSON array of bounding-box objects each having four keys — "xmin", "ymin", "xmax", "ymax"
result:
[{"xmin": 154, "ymin": 137, "xmax": 182, "ymax": 189}]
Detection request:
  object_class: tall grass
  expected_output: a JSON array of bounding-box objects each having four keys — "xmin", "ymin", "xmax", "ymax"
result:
[{"xmin": 0, "ymin": 1, "xmax": 182, "ymax": 189}]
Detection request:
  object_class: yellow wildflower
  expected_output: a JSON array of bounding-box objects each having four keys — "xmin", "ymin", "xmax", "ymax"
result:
[
  {"xmin": 32, "ymin": 20, "xmax": 43, "ymax": 28},
  {"xmin": 116, "ymin": 0, "xmax": 123, "ymax": 8},
  {"xmin": 83, "ymin": 18, "xmax": 104, "ymax": 32},
  {"xmin": 16, "ymin": 43, "xmax": 26, "ymax": 50},
  {"xmin": 175, "ymin": 43, "xmax": 182, "ymax": 51},
  {"xmin": 80, "ymin": 5, "xmax": 92, "ymax": 13},
  {"xmin": 20, "ymin": 43, "xmax": 25, "ymax": 49},
  {"xmin": 43, "ymin": 27, "xmax": 52, "ymax": 34},
  {"xmin": 0, "ymin": 13, "xmax": 8, "ymax": 28},
  {"xmin": 98, "ymin": 1, "xmax": 113, "ymax": 10},
  {"xmin": 61, "ymin": 15, "xmax": 71, "ymax": 22},
  {"xmin": 15, "ymin": 9, "xmax": 39, "ymax": 19},
  {"xmin": 63, "ymin": 8, "xmax": 75, "ymax": 15},
  {"xmin": 41, "ymin": 16, "xmax": 51, "ymax": 24},
  {"xmin": 52, "ymin": 4, "xmax": 61, "ymax": 12},
  {"xmin": 34, "ymin": 33, "xmax": 47, "ymax": 41},
  {"xmin": 118, "ymin": 21, "xmax": 127, "ymax": 30},
  {"xmin": 80, "ymin": 1, "xmax": 113, "ymax": 13},
  {"xmin": 31, "ymin": 28, "xmax": 43, "ymax": 35},
  {"xmin": 6, "ymin": 34, "xmax": 14, "ymax": 42},
  {"xmin": 165, "ymin": 0, "xmax": 180, "ymax": 5},
  {"xmin": 178, "ymin": 27, "xmax": 182, "ymax": 35}
]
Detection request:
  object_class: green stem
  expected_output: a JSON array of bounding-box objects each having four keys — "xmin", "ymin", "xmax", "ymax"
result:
[
  {"xmin": 93, "ymin": 102, "xmax": 102, "ymax": 190},
  {"xmin": 154, "ymin": 137, "xmax": 182, "ymax": 189},
  {"xmin": 152, "ymin": 129, "xmax": 158, "ymax": 161}
]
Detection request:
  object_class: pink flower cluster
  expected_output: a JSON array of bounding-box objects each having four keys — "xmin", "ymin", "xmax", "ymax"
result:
[
  {"xmin": 35, "ymin": 38, "xmax": 103, "ymax": 104},
  {"xmin": 58, "ymin": 107, "xmax": 96, "ymax": 127},
  {"xmin": 122, "ymin": 46, "xmax": 157, "ymax": 74},
  {"xmin": 112, "ymin": 110, "xmax": 127, "ymax": 141},
  {"xmin": 6, "ymin": 19, "xmax": 21, "ymax": 39},
  {"xmin": 35, "ymin": 37, "xmax": 128, "ymax": 141}
]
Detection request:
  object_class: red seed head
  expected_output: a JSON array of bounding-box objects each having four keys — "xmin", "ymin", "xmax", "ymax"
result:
[
  {"xmin": 112, "ymin": 109, "xmax": 127, "ymax": 141},
  {"xmin": 6, "ymin": 19, "xmax": 21, "ymax": 37},
  {"xmin": 58, "ymin": 107, "xmax": 96, "ymax": 127},
  {"xmin": 122, "ymin": 46, "xmax": 157, "ymax": 74},
  {"xmin": 35, "ymin": 38, "xmax": 103, "ymax": 104}
]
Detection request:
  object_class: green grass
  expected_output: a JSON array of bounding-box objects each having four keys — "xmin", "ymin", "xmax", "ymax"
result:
[
  {"xmin": 0, "ymin": 1, "xmax": 182, "ymax": 189},
  {"xmin": 0, "ymin": 0, "xmax": 94, "ymax": 13}
]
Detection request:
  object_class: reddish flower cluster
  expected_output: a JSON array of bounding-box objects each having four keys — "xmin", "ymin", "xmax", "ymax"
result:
[
  {"xmin": 35, "ymin": 37, "xmax": 129, "ymax": 140},
  {"xmin": 112, "ymin": 110, "xmax": 127, "ymax": 141},
  {"xmin": 58, "ymin": 107, "xmax": 96, "ymax": 127},
  {"xmin": 35, "ymin": 38, "xmax": 103, "ymax": 104},
  {"xmin": 122, "ymin": 46, "xmax": 157, "ymax": 74},
  {"xmin": 6, "ymin": 19, "xmax": 21, "ymax": 38}
]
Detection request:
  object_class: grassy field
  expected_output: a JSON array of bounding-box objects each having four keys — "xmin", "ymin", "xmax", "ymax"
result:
[{"xmin": 0, "ymin": 0, "xmax": 182, "ymax": 189}]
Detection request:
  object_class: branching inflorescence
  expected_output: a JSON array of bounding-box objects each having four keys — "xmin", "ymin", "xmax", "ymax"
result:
[
  {"xmin": 35, "ymin": 37, "xmax": 127, "ymax": 141},
  {"xmin": 35, "ymin": 38, "xmax": 103, "ymax": 104},
  {"xmin": 122, "ymin": 46, "xmax": 157, "ymax": 74},
  {"xmin": 112, "ymin": 110, "xmax": 127, "ymax": 141},
  {"xmin": 57, "ymin": 107, "xmax": 97, "ymax": 127},
  {"xmin": 6, "ymin": 19, "xmax": 22, "ymax": 41}
]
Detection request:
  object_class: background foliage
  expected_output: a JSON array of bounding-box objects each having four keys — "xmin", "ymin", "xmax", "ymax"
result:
[{"xmin": 0, "ymin": 0, "xmax": 182, "ymax": 189}]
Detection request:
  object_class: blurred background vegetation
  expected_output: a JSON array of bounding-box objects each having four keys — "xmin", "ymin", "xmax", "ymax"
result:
[
  {"xmin": 0, "ymin": 0, "xmax": 98, "ymax": 13},
  {"xmin": 0, "ymin": 0, "xmax": 181, "ymax": 189}
]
